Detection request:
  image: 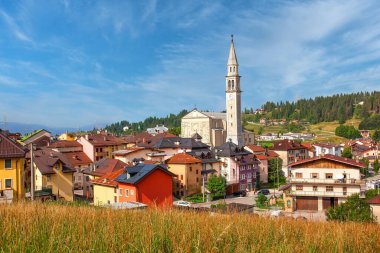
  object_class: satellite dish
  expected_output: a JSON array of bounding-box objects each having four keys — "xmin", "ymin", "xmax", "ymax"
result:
[{"xmin": 336, "ymin": 174, "xmax": 344, "ymax": 179}]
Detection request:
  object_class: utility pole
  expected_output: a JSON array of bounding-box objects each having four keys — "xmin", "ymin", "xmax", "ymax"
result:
[{"xmin": 30, "ymin": 143, "xmax": 35, "ymax": 201}]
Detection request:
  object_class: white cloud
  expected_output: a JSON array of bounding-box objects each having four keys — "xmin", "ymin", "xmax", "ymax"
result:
[{"xmin": 0, "ymin": 9, "xmax": 33, "ymax": 42}]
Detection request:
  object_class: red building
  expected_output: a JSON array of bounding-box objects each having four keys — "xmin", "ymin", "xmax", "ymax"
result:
[{"xmin": 116, "ymin": 163, "xmax": 175, "ymax": 207}]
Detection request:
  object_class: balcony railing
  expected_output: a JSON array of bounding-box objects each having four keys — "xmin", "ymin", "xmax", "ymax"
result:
[
  {"xmin": 289, "ymin": 178, "xmax": 362, "ymax": 185},
  {"xmin": 289, "ymin": 190, "xmax": 364, "ymax": 198}
]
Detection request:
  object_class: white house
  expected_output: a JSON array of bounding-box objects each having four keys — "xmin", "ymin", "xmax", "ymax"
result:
[
  {"xmin": 288, "ymin": 154, "xmax": 365, "ymax": 211},
  {"xmin": 313, "ymin": 143, "xmax": 343, "ymax": 157}
]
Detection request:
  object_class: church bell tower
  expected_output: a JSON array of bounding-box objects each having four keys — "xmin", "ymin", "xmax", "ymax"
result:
[{"xmin": 226, "ymin": 35, "xmax": 243, "ymax": 146}]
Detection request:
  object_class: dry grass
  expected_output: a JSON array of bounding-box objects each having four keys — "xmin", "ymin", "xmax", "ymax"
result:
[{"xmin": 0, "ymin": 202, "xmax": 379, "ymax": 252}]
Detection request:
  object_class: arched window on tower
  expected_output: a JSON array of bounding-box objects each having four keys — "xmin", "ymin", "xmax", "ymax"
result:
[
  {"xmin": 228, "ymin": 80, "xmax": 231, "ymax": 90},
  {"xmin": 233, "ymin": 66, "xmax": 236, "ymax": 72},
  {"xmin": 232, "ymin": 80, "xmax": 235, "ymax": 89},
  {"xmin": 230, "ymin": 67, "xmax": 232, "ymax": 72}
]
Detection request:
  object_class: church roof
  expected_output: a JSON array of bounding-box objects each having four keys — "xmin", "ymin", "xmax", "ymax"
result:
[
  {"xmin": 191, "ymin": 133, "xmax": 202, "ymax": 139},
  {"xmin": 202, "ymin": 112, "xmax": 226, "ymax": 120},
  {"xmin": 228, "ymin": 35, "xmax": 238, "ymax": 66}
]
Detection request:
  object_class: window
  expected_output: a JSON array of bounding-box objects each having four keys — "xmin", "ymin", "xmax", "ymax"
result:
[
  {"xmin": 5, "ymin": 179, "xmax": 12, "ymax": 189},
  {"xmin": 296, "ymin": 185, "xmax": 303, "ymax": 190},
  {"xmin": 247, "ymin": 173, "xmax": 252, "ymax": 179},
  {"xmin": 119, "ymin": 189, "xmax": 123, "ymax": 195},
  {"xmin": 125, "ymin": 189, "xmax": 129, "ymax": 197},
  {"xmin": 114, "ymin": 188, "xmax": 117, "ymax": 194},
  {"xmin": 287, "ymin": 200, "xmax": 291, "ymax": 208},
  {"xmin": 47, "ymin": 175, "xmax": 51, "ymax": 182},
  {"xmin": 180, "ymin": 191, "xmax": 184, "ymax": 196},
  {"xmin": 180, "ymin": 175, "xmax": 183, "ymax": 180},
  {"xmin": 196, "ymin": 170, "xmax": 198, "ymax": 175},
  {"xmin": 86, "ymin": 176, "xmax": 90, "ymax": 182},
  {"xmin": 326, "ymin": 186, "xmax": 333, "ymax": 192},
  {"xmin": 241, "ymin": 174, "xmax": 245, "ymax": 180},
  {"xmin": 196, "ymin": 178, "xmax": 199, "ymax": 183},
  {"xmin": 114, "ymin": 196, "xmax": 117, "ymax": 203},
  {"xmin": 311, "ymin": 173, "xmax": 318, "ymax": 179},
  {"xmin": 78, "ymin": 176, "xmax": 82, "ymax": 181},
  {"xmin": 4, "ymin": 159, "xmax": 12, "ymax": 169},
  {"xmin": 296, "ymin": 173, "xmax": 303, "ymax": 178},
  {"xmin": 343, "ymin": 187, "xmax": 347, "ymax": 195},
  {"xmin": 313, "ymin": 186, "xmax": 318, "ymax": 191},
  {"xmin": 325, "ymin": 173, "xmax": 333, "ymax": 179}
]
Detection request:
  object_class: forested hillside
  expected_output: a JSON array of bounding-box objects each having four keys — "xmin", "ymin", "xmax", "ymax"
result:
[
  {"xmin": 105, "ymin": 110, "xmax": 188, "ymax": 135},
  {"xmin": 261, "ymin": 91, "xmax": 380, "ymax": 124}
]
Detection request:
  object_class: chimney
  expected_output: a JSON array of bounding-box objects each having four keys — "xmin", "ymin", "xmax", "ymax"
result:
[{"xmin": 85, "ymin": 134, "xmax": 89, "ymax": 140}]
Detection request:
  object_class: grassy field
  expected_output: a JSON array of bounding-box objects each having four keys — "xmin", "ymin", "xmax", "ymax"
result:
[
  {"xmin": 245, "ymin": 119, "xmax": 362, "ymax": 144},
  {"xmin": 0, "ymin": 202, "xmax": 379, "ymax": 252}
]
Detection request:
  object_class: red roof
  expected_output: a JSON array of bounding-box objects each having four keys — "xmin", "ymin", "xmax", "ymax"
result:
[
  {"xmin": 246, "ymin": 145, "xmax": 265, "ymax": 153},
  {"xmin": 84, "ymin": 158, "xmax": 127, "ymax": 177},
  {"xmin": 0, "ymin": 132, "xmax": 25, "ymax": 158},
  {"xmin": 256, "ymin": 154, "xmax": 269, "ymax": 160},
  {"xmin": 49, "ymin": 140, "xmax": 82, "ymax": 148},
  {"xmin": 61, "ymin": 152, "xmax": 92, "ymax": 167},
  {"xmin": 166, "ymin": 153, "xmax": 201, "ymax": 164},
  {"xmin": 92, "ymin": 169, "xmax": 124, "ymax": 187},
  {"xmin": 288, "ymin": 154, "xmax": 365, "ymax": 168},
  {"xmin": 368, "ymin": 195, "xmax": 380, "ymax": 205},
  {"xmin": 267, "ymin": 150, "xmax": 279, "ymax": 158},
  {"xmin": 85, "ymin": 134, "xmax": 128, "ymax": 147},
  {"xmin": 272, "ymin": 139, "xmax": 307, "ymax": 151}
]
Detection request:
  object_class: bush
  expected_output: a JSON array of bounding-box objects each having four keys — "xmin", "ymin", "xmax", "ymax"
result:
[
  {"xmin": 184, "ymin": 193, "xmax": 204, "ymax": 203},
  {"xmin": 256, "ymin": 193, "xmax": 268, "ymax": 208},
  {"xmin": 326, "ymin": 194, "xmax": 375, "ymax": 223}
]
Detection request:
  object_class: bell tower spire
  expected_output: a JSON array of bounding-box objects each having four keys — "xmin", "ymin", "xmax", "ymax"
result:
[{"xmin": 225, "ymin": 35, "xmax": 243, "ymax": 146}]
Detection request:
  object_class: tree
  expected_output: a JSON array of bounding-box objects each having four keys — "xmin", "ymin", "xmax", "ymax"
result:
[
  {"xmin": 341, "ymin": 147, "xmax": 353, "ymax": 159},
  {"xmin": 361, "ymin": 158, "xmax": 369, "ymax": 177},
  {"xmin": 326, "ymin": 194, "xmax": 375, "ymax": 223},
  {"xmin": 207, "ymin": 175, "xmax": 227, "ymax": 200},
  {"xmin": 372, "ymin": 129, "xmax": 380, "ymax": 142},
  {"xmin": 335, "ymin": 125, "xmax": 361, "ymax": 139},
  {"xmin": 374, "ymin": 159, "xmax": 379, "ymax": 174},
  {"xmin": 258, "ymin": 126, "xmax": 264, "ymax": 135},
  {"xmin": 168, "ymin": 127, "xmax": 181, "ymax": 136},
  {"xmin": 268, "ymin": 158, "xmax": 285, "ymax": 187}
]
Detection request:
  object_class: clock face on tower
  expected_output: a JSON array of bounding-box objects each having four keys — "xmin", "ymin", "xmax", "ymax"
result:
[{"xmin": 228, "ymin": 93, "xmax": 233, "ymax": 100}]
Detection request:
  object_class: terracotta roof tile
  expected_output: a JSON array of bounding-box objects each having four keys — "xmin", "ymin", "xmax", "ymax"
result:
[
  {"xmin": 49, "ymin": 140, "xmax": 82, "ymax": 148},
  {"xmin": 92, "ymin": 169, "xmax": 124, "ymax": 187},
  {"xmin": 246, "ymin": 145, "xmax": 265, "ymax": 153},
  {"xmin": 166, "ymin": 153, "xmax": 201, "ymax": 164}
]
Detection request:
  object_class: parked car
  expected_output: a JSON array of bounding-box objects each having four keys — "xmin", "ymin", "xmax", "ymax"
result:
[
  {"xmin": 173, "ymin": 201, "xmax": 192, "ymax": 207},
  {"xmin": 233, "ymin": 190, "xmax": 247, "ymax": 197},
  {"xmin": 257, "ymin": 189, "xmax": 270, "ymax": 195}
]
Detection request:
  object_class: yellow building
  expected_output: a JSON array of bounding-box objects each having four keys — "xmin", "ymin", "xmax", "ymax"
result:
[
  {"xmin": 166, "ymin": 153, "xmax": 202, "ymax": 198},
  {"xmin": 0, "ymin": 132, "xmax": 26, "ymax": 201},
  {"xmin": 32, "ymin": 148, "xmax": 75, "ymax": 201},
  {"xmin": 92, "ymin": 169, "xmax": 124, "ymax": 206}
]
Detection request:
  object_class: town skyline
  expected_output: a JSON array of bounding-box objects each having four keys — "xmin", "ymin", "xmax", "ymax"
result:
[{"xmin": 1, "ymin": 0, "xmax": 380, "ymax": 127}]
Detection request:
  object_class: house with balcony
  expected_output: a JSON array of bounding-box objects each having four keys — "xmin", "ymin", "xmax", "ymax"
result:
[
  {"xmin": 214, "ymin": 141, "xmax": 252, "ymax": 194},
  {"xmin": 236, "ymin": 154, "xmax": 260, "ymax": 192},
  {"xmin": 0, "ymin": 132, "xmax": 26, "ymax": 202},
  {"xmin": 287, "ymin": 154, "xmax": 365, "ymax": 211}
]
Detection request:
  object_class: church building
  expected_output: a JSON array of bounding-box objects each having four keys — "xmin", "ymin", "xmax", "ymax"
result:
[{"xmin": 181, "ymin": 36, "xmax": 254, "ymax": 147}]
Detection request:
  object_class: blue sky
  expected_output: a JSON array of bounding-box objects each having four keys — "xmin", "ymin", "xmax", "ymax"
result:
[{"xmin": 1, "ymin": 0, "xmax": 380, "ymax": 128}]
